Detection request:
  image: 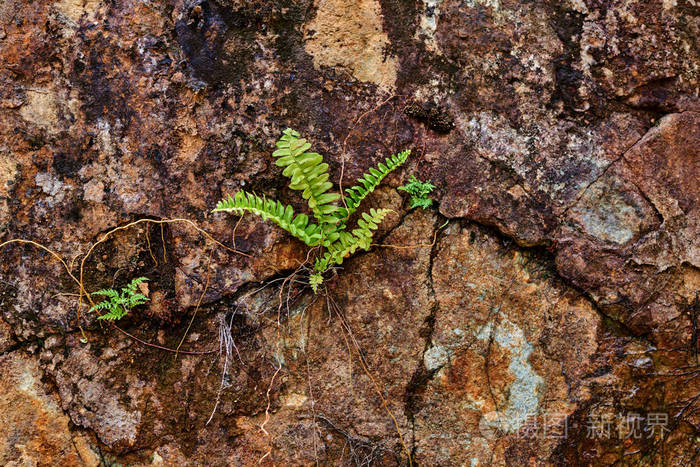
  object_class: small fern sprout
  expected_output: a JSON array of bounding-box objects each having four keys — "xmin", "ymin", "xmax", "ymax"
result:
[
  {"xmin": 309, "ymin": 272, "xmax": 324, "ymax": 294},
  {"xmin": 398, "ymin": 175, "xmax": 436, "ymax": 209},
  {"xmin": 214, "ymin": 129, "xmax": 410, "ymax": 293},
  {"xmin": 89, "ymin": 277, "xmax": 150, "ymax": 320}
]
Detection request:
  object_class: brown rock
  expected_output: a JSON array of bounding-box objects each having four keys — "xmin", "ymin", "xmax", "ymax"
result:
[
  {"xmin": 622, "ymin": 111, "xmax": 700, "ymax": 267},
  {"xmin": 0, "ymin": 316, "xmax": 13, "ymax": 353},
  {"xmin": 0, "ymin": 351, "xmax": 99, "ymax": 465},
  {"xmin": 303, "ymin": 0, "xmax": 397, "ymax": 90},
  {"xmin": 0, "ymin": 0, "xmax": 697, "ymax": 463},
  {"xmin": 413, "ymin": 223, "xmax": 600, "ymax": 465}
]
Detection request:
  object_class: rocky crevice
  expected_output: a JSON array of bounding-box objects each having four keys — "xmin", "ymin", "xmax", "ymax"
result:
[{"xmin": 403, "ymin": 215, "xmax": 446, "ymax": 456}]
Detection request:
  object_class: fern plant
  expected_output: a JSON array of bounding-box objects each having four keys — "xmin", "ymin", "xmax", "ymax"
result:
[
  {"xmin": 88, "ymin": 277, "xmax": 149, "ymax": 320},
  {"xmin": 214, "ymin": 128, "xmax": 410, "ymax": 292},
  {"xmin": 398, "ymin": 175, "xmax": 435, "ymax": 209}
]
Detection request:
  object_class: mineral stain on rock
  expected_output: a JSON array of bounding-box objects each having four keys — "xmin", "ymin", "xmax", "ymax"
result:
[
  {"xmin": 303, "ymin": 0, "xmax": 398, "ymax": 89},
  {"xmin": 175, "ymin": 1, "xmax": 244, "ymax": 86},
  {"xmin": 474, "ymin": 317, "xmax": 544, "ymax": 435},
  {"xmin": 0, "ymin": 353, "xmax": 98, "ymax": 465},
  {"xmin": 412, "ymin": 223, "xmax": 603, "ymax": 465},
  {"xmin": 569, "ymin": 178, "xmax": 648, "ymax": 245}
]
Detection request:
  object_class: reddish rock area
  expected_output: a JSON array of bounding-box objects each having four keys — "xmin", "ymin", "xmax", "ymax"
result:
[{"xmin": 0, "ymin": 0, "xmax": 698, "ymax": 465}]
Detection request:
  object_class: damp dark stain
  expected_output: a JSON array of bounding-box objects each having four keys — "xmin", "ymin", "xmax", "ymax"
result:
[{"xmin": 404, "ymin": 101, "xmax": 455, "ymax": 133}]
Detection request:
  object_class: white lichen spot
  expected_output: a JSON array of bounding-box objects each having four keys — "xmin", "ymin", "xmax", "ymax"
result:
[
  {"xmin": 571, "ymin": 181, "xmax": 644, "ymax": 245},
  {"xmin": 151, "ymin": 451, "xmax": 164, "ymax": 465},
  {"xmin": 464, "ymin": 0, "xmax": 500, "ymax": 12},
  {"xmin": 35, "ymin": 172, "xmax": 71, "ymax": 206},
  {"xmin": 97, "ymin": 119, "xmax": 116, "ymax": 156},
  {"xmin": 424, "ymin": 344, "xmax": 449, "ymax": 371},
  {"xmin": 580, "ymin": 22, "xmax": 606, "ymax": 75},
  {"xmin": 282, "ymin": 392, "xmax": 308, "ymax": 408},
  {"xmin": 456, "ymin": 112, "xmax": 531, "ymax": 182},
  {"xmin": 82, "ymin": 179, "xmax": 105, "ymax": 203},
  {"xmin": 72, "ymin": 374, "xmax": 142, "ymax": 446},
  {"xmin": 416, "ymin": 0, "xmax": 443, "ymax": 52},
  {"xmin": 18, "ymin": 370, "xmax": 37, "ymax": 394},
  {"xmin": 567, "ymin": 0, "xmax": 589, "ymax": 14}
]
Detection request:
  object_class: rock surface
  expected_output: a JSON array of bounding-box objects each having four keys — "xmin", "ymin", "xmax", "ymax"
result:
[
  {"xmin": 0, "ymin": 0, "xmax": 698, "ymax": 464},
  {"xmin": 0, "ymin": 352, "xmax": 99, "ymax": 465}
]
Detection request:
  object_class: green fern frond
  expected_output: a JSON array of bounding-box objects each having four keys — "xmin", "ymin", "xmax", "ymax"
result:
[
  {"xmin": 272, "ymin": 129, "xmax": 340, "ymax": 225},
  {"xmin": 97, "ymin": 306, "xmax": 128, "ymax": 321},
  {"xmin": 398, "ymin": 175, "xmax": 436, "ymax": 209},
  {"xmin": 342, "ymin": 150, "xmax": 410, "ymax": 217},
  {"xmin": 97, "ymin": 307, "xmax": 126, "ymax": 321},
  {"xmin": 128, "ymin": 293, "xmax": 149, "ymax": 308},
  {"xmin": 214, "ymin": 129, "xmax": 410, "ymax": 293},
  {"xmin": 91, "ymin": 289, "xmax": 120, "ymax": 298},
  {"xmin": 309, "ymin": 273, "xmax": 324, "ymax": 294},
  {"xmin": 316, "ymin": 208, "xmax": 391, "ymax": 271},
  {"xmin": 89, "ymin": 277, "xmax": 150, "ymax": 321},
  {"xmin": 88, "ymin": 300, "xmax": 113, "ymax": 313},
  {"xmin": 213, "ymin": 190, "xmax": 323, "ymax": 246},
  {"xmin": 349, "ymin": 208, "xmax": 391, "ymax": 252},
  {"xmin": 125, "ymin": 277, "xmax": 148, "ymax": 290}
]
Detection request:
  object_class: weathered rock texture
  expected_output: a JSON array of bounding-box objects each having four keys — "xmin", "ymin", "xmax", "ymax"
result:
[{"xmin": 0, "ymin": 0, "xmax": 698, "ymax": 464}]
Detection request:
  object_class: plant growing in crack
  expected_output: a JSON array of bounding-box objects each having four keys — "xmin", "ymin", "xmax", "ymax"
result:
[
  {"xmin": 398, "ymin": 175, "xmax": 436, "ymax": 209},
  {"xmin": 213, "ymin": 128, "xmax": 410, "ymax": 293},
  {"xmin": 88, "ymin": 277, "xmax": 149, "ymax": 320}
]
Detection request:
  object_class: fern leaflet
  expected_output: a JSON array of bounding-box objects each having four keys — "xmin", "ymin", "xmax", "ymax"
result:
[
  {"xmin": 341, "ymin": 150, "xmax": 410, "ymax": 218},
  {"xmin": 315, "ymin": 208, "xmax": 391, "ymax": 272},
  {"xmin": 398, "ymin": 175, "xmax": 436, "ymax": 209},
  {"xmin": 213, "ymin": 191, "xmax": 323, "ymax": 246},
  {"xmin": 89, "ymin": 277, "xmax": 149, "ymax": 321},
  {"xmin": 272, "ymin": 129, "xmax": 340, "ymax": 226}
]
